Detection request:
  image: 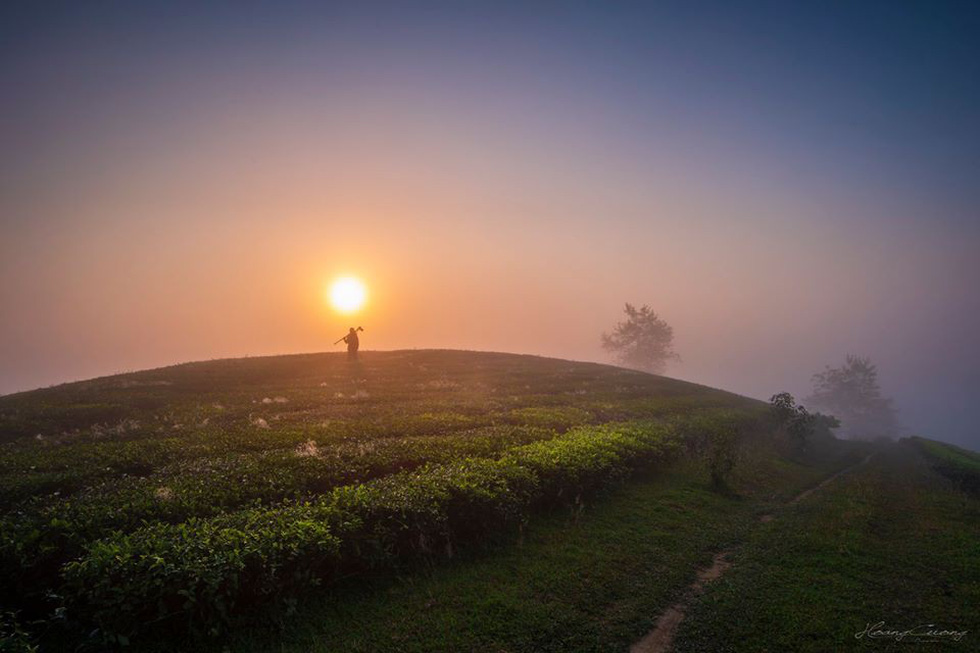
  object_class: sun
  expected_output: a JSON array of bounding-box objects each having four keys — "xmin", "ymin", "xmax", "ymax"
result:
[{"xmin": 328, "ymin": 276, "xmax": 367, "ymax": 313}]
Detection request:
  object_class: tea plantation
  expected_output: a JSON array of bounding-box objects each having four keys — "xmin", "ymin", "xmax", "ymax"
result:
[{"xmin": 0, "ymin": 350, "xmax": 766, "ymax": 650}]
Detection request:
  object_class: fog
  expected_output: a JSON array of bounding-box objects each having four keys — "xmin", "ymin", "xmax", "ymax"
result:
[{"xmin": 2, "ymin": 2, "xmax": 978, "ymax": 448}]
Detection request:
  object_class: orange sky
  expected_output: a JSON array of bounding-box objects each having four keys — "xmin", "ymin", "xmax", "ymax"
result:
[
  {"xmin": 3, "ymin": 126, "xmax": 970, "ymax": 407},
  {"xmin": 2, "ymin": 2, "xmax": 979, "ymax": 448}
]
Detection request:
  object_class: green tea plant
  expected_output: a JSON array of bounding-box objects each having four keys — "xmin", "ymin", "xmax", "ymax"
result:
[{"xmin": 0, "ymin": 350, "xmax": 771, "ymax": 648}]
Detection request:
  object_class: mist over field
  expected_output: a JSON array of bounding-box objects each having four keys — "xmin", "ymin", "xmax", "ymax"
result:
[
  {"xmin": 3, "ymin": 6, "xmax": 980, "ymax": 652},
  {"xmin": 2, "ymin": 1, "xmax": 978, "ymax": 449}
]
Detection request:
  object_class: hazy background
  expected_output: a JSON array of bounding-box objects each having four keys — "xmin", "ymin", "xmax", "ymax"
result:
[{"xmin": 2, "ymin": 2, "xmax": 978, "ymax": 448}]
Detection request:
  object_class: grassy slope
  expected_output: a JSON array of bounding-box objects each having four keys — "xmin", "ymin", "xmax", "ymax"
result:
[
  {"xmin": 909, "ymin": 436, "xmax": 980, "ymax": 496},
  {"xmin": 222, "ymin": 433, "xmax": 867, "ymax": 652},
  {"xmin": 0, "ymin": 350, "xmax": 745, "ymax": 512},
  {"xmin": 0, "ymin": 350, "xmax": 762, "ymax": 649},
  {"xmin": 673, "ymin": 442, "xmax": 980, "ymax": 652},
  {"xmin": 223, "ymin": 441, "xmax": 980, "ymax": 653},
  {"xmin": 912, "ymin": 437, "xmax": 980, "ymax": 472},
  {"xmin": 0, "ymin": 350, "xmax": 738, "ymax": 445},
  {"xmin": 6, "ymin": 351, "xmax": 965, "ymax": 652}
]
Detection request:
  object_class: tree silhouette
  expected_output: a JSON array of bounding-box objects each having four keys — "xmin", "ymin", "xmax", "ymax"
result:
[
  {"xmin": 769, "ymin": 391, "xmax": 841, "ymax": 452},
  {"xmin": 807, "ymin": 355, "xmax": 897, "ymax": 439},
  {"xmin": 601, "ymin": 303, "xmax": 679, "ymax": 374}
]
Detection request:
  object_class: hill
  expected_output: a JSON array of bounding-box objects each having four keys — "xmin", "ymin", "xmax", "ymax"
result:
[{"xmin": 0, "ymin": 351, "xmax": 974, "ymax": 651}]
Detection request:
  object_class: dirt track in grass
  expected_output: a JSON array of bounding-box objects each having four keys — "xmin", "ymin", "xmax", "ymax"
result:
[{"xmin": 629, "ymin": 453, "xmax": 875, "ymax": 653}]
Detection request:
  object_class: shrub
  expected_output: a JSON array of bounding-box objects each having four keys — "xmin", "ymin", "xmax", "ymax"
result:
[
  {"xmin": 669, "ymin": 410, "xmax": 760, "ymax": 487},
  {"xmin": 0, "ymin": 425, "xmax": 559, "ymax": 605},
  {"xmin": 768, "ymin": 392, "xmax": 838, "ymax": 453},
  {"xmin": 0, "ymin": 611, "xmax": 38, "ymax": 653},
  {"xmin": 62, "ymin": 505, "xmax": 349, "ymax": 642},
  {"xmin": 707, "ymin": 423, "xmax": 739, "ymax": 488},
  {"xmin": 61, "ymin": 421, "xmax": 684, "ymax": 642}
]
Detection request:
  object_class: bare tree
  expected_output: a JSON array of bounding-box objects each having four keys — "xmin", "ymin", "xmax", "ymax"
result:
[{"xmin": 601, "ymin": 303, "xmax": 679, "ymax": 374}]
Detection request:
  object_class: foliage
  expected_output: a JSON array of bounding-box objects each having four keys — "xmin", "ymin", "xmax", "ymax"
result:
[
  {"xmin": 0, "ymin": 425, "xmax": 557, "ymax": 604},
  {"xmin": 907, "ymin": 436, "xmax": 980, "ymax": 495},
  {"xmin": 671, "ymin": 411, "xmax": 760, "ymax": 488},
  {"xmin": 230, "ymin": 443, "xmax": 862, "ymax": 653},
  {"xmin": 0, "ymin": 612, "xmax": 38, "ymax": 653},
  {"xmin": 62, "ymin": 422, "xmax": 687, "ymax": 641},
  {"xmin": 810, "ymin": 412, "xmax": 842, "ymax": 437},
  {"xmin": 770, "ymin": 392, "xmax": 839, "ymax": 453},
  {"xmin": 0, "ymin": 350, "xmax": 767, "ymax": 648},
  {"xmin": 807, "ymin": 355, "xmax": 897, "ymax": 439},
  {"xmin": 707, "ymin": 425, "xmax": 739, "ymax": 488},
  {"xmin": 673, "ymin": 444, "xmax": 980, "ymax": 653},
  {"xmin": 601, "ymin": 303, "xmax": 679, "ymax": 374},
  {"xmin": 768, "ymin": 392, "xmax": 798, "ymax": 423}
]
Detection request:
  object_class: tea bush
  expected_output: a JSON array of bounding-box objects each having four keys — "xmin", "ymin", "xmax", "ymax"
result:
[
  {"xmin": 0, "ymin": 350, "xmax": 771, "ymax": 649},
  {"xmin": 62, "ymin": 421, "xmax": 689, "ymax": 641}
]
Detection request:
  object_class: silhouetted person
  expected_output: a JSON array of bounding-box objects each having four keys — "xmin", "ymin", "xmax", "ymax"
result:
[{"xmin": 342, "ymin": 327, "xmax": 360, "ymax": 359}]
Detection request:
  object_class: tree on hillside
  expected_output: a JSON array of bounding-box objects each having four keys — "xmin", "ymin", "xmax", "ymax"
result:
[
  {"xmin": 806, "ymin": 355, "xmax": 897, "ymax": 439},
  {"xmin": 601, "ymin": 303, "xmax": 679, "ymax": 374},
  {"xmin": 770, "ymin": 392, "xmax": 841, "ymax": 452}
]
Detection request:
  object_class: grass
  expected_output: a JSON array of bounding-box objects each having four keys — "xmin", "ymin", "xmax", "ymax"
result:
[
  {"xmin": 673, "ymin": 442, "xmax": 980, "ymax": 652},
  {"xmin": 223, "ymin": 446, "xmax": 863, "ymax": 653},
  {"xmin": 908, "ymin": 436, "xmax": 980, "ymax": 495},
  {"xmin": 228, "ymin": 466, "xmax": 746, "ymax": 653},
  {"xmin": 0, "ymin": 350, "xmax": 764, "ymax": 650},
  {"xmin": 3, "ymin": 349, "xmax": 966, "ymax": 652}
]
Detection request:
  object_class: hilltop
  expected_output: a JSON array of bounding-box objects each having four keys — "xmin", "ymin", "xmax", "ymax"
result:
[
  {"xmin": 0, "ymin": 350, "xmax": 750, "ymax": 445},
  {"xmin": 0, "ymin": 350, "xmax": 975, "ymax": 652}
]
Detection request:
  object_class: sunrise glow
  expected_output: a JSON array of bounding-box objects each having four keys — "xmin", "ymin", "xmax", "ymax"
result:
[{"xmin": 328, "ymin": 277, "xmax": 367, "ymax": 314}]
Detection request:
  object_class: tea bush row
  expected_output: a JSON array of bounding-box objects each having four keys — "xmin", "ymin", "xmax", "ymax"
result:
[
  {"xmin": 0, "ymin": 425, "xmax": 556, "ymax": 605},
  {"xmin": 62, "ymin": 420, "xmax": 691, "ymax": 643}
]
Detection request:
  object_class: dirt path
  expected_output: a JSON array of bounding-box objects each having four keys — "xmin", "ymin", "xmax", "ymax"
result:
[
  {"xmin": 787, "ymin": 453, "xmax": 874, "ymax": 506},
  {"xmin": 629, "ymin": 453, "xmax": 874, "ymax": 653},
  {"xmin": 629, "ymin": 551, "xmax": 733, "ymax": 653}
]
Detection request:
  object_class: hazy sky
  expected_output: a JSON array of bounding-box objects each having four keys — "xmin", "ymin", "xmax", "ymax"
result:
[{"xmin": 2, "ymin": 1, "xmax": 978, "ymax": 447}]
